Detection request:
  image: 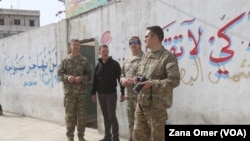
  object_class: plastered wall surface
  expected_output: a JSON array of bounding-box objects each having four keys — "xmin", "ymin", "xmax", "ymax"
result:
[
  {"xmin": 0, "ymin": 22, "xmax": 68, "ymax": 123},
  {"xmin": 0, "ymin": 0, "xmax": 250, "ymax": 138}
]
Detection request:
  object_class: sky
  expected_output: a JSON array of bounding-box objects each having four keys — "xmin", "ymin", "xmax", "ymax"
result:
[{"xmin": 0, "ymin": 0, "xmax": 66, "ymax": 26}]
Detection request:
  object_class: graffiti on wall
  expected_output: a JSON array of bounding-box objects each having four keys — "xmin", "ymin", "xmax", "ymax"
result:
[
  {"xmin": 162, "ymin": 11, "xmax": 250, "ymax": 85},
  {"xmin": 100, "ymin": 11, "xmax": 250, "ymax": 86},
  {"xmin": 2, "ymin": 46, "xmax": 60, "ymax": 88},
  {"xmin": 101, "ymin": 30, "xmax": 112, "ymax": 45},
  {"xmin": 5, "ymin": 11, "xmax": 249, "ymax": 88},
  {"xmin": 66, "ymin": 0, "xmax": 108, "ymax": 18}
]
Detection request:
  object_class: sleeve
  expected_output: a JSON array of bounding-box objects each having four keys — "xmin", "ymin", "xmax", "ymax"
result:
[
  {"xmin": 91, "ymin": 63, "xmax": 99, "ymax": 95},
  {"xmin": 151, "ymin": 54, "xmax": 180, "ymax": 91},
  {"xmin": 57, "ymin": 60, "xmax": 68, "ymax": 83},
  {"xmin": 117, "ymin": 62, "xmax": 125, "ymax": 96},
  {"xmin": 120, "ymin": 61, "xmax": 126, "ymax": 81},
  {"xmin": 136, "ymin": 55, "xmax": 146, "ymax": 76}
]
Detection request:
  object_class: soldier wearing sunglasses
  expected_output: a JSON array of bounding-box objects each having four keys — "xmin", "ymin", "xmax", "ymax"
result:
[{"xmin": 120, "ymin": 36, "xmax": 144, "ymax": 141}]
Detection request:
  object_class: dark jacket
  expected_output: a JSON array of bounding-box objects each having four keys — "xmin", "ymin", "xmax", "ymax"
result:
[{"xmin": 91, "ymin": 57, "xmax": 124, "ymax": 95}]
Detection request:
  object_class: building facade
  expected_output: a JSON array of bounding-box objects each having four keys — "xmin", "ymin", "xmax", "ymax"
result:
[
  {"xmin": 0, "ymin": 8, "xmax": 40, "ymax": 39},
  {"xmin": 0, "ymin": 0, "xmax": 250, "ymax": 139}
]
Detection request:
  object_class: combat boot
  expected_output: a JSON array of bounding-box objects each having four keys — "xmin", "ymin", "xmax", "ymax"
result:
[{"xmin": 68, "ymin": 137, "xmax": 74, "ymax": 141}]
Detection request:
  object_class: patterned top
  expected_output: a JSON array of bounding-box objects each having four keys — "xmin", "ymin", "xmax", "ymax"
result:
[
  {"xmin": 121, "ymin": 51, "xmax": 144, "ymax": 97},
  {"xmin": 57, "ymin": 54, "xmax": 92, "ymax": 94},
  {"xmin": 136, "ymin": 47, "xmax": 180, "ymax": 109}
]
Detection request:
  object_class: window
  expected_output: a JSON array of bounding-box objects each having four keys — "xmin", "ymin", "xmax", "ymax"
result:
[
  {"xmin": 14, "ymin": 19, "xmax": 21, "ymax": 25},
  {"xmin": 29, "ymin": 20, "xmax": 35, "ymax": 26},
  {"xmin": 0, "ymin": 19, "xmax": 4, "ymax": 25}
]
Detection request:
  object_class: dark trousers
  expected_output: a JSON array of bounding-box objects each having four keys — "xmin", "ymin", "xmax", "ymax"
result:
[
  {"xmin": 98, "ymin": 93, "xmax": 119, "ymax": 140},
  {"xmin": 0, "ymin": 104, "xmax": 2, "ymax": 115}
]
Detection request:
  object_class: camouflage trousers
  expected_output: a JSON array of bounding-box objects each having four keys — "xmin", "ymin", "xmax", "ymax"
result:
[
  {"xmin": 126, "ymin": 97, "xmax": 137, "ymax": 141},
  {"xmin": 64, "ymin": 94, "xmax": 87, "ymax": 139},
  {"xmin": 133, "ymin": 103, "xmax": 168, "ymax": 141}
]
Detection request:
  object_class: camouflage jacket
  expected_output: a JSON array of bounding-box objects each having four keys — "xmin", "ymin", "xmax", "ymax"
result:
[
  {"xmin": 136, "ymin": 47, "xmax": 180, "ymax": 109},
  {"xmin": 57, "ymin": 54, "xmax": 92, "ymax": 94},
  {"xmin": 121, "ymin": 51, "xmax": 144, "ymax": 97}
]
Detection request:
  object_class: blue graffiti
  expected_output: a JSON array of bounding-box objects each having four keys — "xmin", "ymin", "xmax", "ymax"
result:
[{"xmin": 3, "ymin": 47, "xmax": 59, "ymax": 88}]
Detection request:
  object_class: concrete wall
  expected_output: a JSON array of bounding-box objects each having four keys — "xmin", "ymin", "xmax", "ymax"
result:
[
  {"xmin": 0, "ymin": 0, "xmax": 250, "ymax": 139},
  {"xmin": 0, "ymin": 21, "xmax": 68, "ymax": 124}
]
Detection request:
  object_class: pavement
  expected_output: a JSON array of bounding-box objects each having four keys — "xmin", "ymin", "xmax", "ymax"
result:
[{"xmin": 0, "ymin": 112, "xmax": 128, "ymax": 141}]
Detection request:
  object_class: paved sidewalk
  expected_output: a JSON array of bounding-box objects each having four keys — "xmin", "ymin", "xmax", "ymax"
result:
[{"xmin": 0, "ymin": 112, "xmax": 127, "ymax": 141}]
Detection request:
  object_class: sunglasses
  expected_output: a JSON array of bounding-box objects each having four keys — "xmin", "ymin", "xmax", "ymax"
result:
[{"xmin": 129, "ymin": 40, "xmax": 140, "ymax": 46}]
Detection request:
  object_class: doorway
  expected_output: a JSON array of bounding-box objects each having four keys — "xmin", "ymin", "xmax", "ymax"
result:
[{"xmin": 80, "ymin": 38, "xmax": 97, "ymax": 129}]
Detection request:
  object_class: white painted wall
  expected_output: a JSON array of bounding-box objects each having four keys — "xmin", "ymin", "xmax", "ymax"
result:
[
  {"xmin": 66, "ymin": 0, "xmax": 250, "ymax": 136},
  {"xmin": 0, "ymin": 0, "xmax": 250, "ymax": 139},
  {"xmin": 0, "ymin": 21, "xmax": 68, "ymax": 123}
]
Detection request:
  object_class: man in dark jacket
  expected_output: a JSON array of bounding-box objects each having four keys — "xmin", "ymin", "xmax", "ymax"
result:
[{"xmin": 91, "ymin": 44, "xmax": 125, "ymax": 141}]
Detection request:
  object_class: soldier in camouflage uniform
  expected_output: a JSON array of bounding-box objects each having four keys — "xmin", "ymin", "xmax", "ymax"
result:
[
  {"xmin": 120, "ymin": 36, "xmax": 144, "ymax": 141},
  {"xmin": 132, "ymin": 26, "xmax": 180, "ymax": 141},
  {"xmin": 57, "ymin": 39, "xmax": 92, "ymax": 141}
]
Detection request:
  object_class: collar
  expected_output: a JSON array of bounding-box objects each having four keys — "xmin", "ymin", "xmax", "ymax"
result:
[{"xmin": 148, "ymin": 47, "xmax": 165, "ymax": 58}]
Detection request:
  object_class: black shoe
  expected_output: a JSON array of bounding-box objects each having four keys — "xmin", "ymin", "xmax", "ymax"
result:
[
  {"xmin": 0, "ymin": 105, "xmax": 3, "ymax": 116},
  {"xmin": 112, "ymin": 137, "xmax": 120, "ymax": 141},
  {"xmin": 78, "ymin": 137, "xmax": 86, "ymax": 141},
  {"xmin": 99, "ymin": 137, "xmax": 111, "ymax": 141}
]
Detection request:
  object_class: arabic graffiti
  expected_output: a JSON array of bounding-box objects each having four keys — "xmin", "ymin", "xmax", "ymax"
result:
[
  {"xmin": 162, "ymin": 11, "xmax": 250, "ymax": 85},
  {"xmin": 2, "ymin": 47, "xmax": 60, "ymax": 88}
]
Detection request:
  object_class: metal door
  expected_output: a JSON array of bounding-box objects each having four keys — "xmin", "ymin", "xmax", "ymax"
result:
[{"xmin": 80, "ymin": 39, "xmax": 97, "ymax": 128}]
